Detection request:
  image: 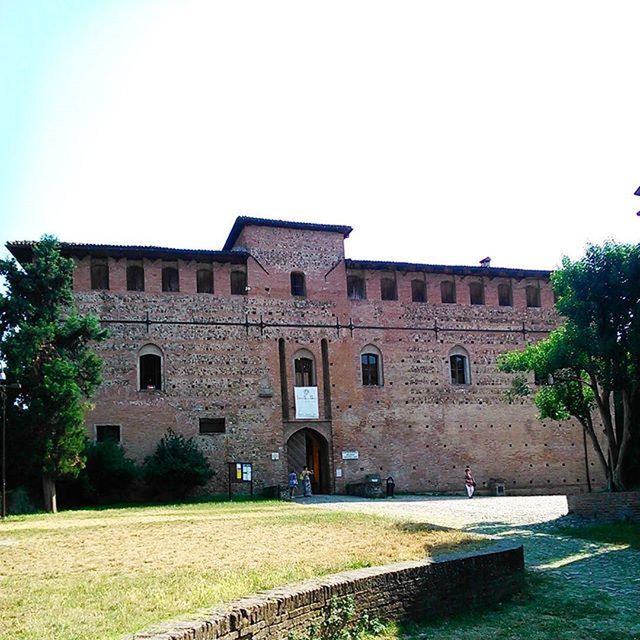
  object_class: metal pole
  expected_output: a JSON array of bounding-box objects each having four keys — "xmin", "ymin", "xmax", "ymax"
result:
[{"xmin": 1, "ymin": 384, "xmax": 6, "ymax": 520}]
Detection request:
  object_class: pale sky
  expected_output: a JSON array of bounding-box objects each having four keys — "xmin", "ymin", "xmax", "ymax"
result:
[{"xmin": 1, "ymin": 0, "xmax": 639, "ymax": 270}]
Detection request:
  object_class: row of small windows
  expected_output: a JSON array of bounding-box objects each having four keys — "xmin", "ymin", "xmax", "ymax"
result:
[
  {"xmin": 138, "ymin": 340, "xmax": 474, "ymax": 398},
  {"xmin": 90, "ymin": 259, "xmax": 247, "ymax": 294},
  {"xmin": 91, "ymin": 260, "xmax": 542, "ymax": 308},
  {"xmin": 347, "ymin": 275, "xmax": 541, "ymax": 307},
  {"xmin": 95, "ymin": 417, "xmax": 226, "ymax": 443}
]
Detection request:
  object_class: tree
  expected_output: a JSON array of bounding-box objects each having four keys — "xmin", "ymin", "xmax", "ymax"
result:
[
  {"xmin": 498, "ymin": 241, "xmax": 640, "ymax": 492},
  {"xmin": 0, "ymin": 236, "xmax": 107, "ymax": 511}
]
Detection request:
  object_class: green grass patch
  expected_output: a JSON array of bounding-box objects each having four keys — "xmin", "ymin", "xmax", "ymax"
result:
[
  {"xmin": 375, "ymin": 572, "xmax": 636, "ymax": 640},
  {"xmin": 552, "ymin": 521, "xmax": 640, "ymax": 548},
  {"xmin": 0, "ymin": 499, "xmax": 478, "ymax": 640}
]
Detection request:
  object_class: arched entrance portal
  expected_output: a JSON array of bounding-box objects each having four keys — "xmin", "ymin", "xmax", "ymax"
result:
[{"xmin": 286, "ymin": 428, "xmax": 330, "ymax": 494}]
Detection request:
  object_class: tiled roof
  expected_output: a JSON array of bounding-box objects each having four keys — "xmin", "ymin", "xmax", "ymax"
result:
[{"xmin": 6, "ymin": 241, "xmax": 249, "ymax": 264}]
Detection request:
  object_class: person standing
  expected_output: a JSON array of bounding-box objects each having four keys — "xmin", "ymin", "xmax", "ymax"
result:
[
  {"xmin": 464, "ymin": 466, "xmax": 476, "ymax": 498},
  {"xmin": 288, "ymin": 470, "xmax": 298, "ymax": 499},
  {"xmin": 301, "ymin": 465, "xmax": 313, "ymax": 497}
]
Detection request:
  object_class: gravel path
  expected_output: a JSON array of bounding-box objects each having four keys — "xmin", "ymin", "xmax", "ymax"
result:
[
  {"xmin": 302, "ymin": 494, "xmax": 570, "ymax": 529},
  {"xmin": 303, "ymin": 494, "xmax": 640, "ymax": 634}
]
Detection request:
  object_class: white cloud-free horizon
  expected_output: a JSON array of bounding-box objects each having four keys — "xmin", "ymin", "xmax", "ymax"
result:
[{"xmin": 1, "ymin": 0, "xmax": 639, "ymax": 270}]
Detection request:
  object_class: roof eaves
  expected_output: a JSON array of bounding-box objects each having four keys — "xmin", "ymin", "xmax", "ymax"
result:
[{"xmin": 344, "ymin": 258, "xmax": 552, "ymax": 278}]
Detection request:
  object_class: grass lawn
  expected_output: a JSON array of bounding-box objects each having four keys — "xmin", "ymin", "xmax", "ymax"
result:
[{"xmin": 0, "ymin": 499, "xmax": 476, "ymax": 640}]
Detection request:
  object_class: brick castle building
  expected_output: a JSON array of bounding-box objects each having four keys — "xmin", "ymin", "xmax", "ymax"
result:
[{"xmin": 8, "ymin": 217, "xmax": 603, "ymax": 495}]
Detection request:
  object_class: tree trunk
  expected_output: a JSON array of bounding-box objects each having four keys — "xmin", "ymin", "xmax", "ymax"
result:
[{"xmin": 42, "ymin": 475, "xmax": 57, "ymax": 513}]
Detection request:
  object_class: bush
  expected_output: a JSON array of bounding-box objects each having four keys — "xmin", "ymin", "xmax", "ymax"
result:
[
  {"xmin": 84, "ymin": 440, "xmax": 139, "ymax": 503},
  {"xmin": 8, "ymin": 486, "xmax": 36, "ymax": 514},
  {"xmin": 57, "ymin": 439, "xmax": 139, "ymax": 508},
  {"xmin": 143, "ymin": 429, "xmax": 212, "ymax": 499}
]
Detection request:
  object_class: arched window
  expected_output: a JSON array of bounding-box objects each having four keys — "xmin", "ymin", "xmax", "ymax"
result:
[
  {"xmin": 127, "ymin": 264, "xmax": 145, "ymax": 291},
  {"xmin": 526, "ymin": 285, "xmax": 541, "ymax": 308},
  {"xmin": 230, "ymin": 270, "xmax": 247, "ymax": 295},
  {"xmin": 197, "ymin": 268, "xmax": 213, "ymax": 293},
  {"xmin": 361, "ymin": 345, "xmax": 383, "ymax": 386},
  {"xmin": 347, "ymin": 275, "xmax": 366, "ymax": 300},
  {"xmin": 380, "ymin": 277, "xmax": 397, "ymax": 301},
  {"xmin": 139, "ymin": 344, "xmax": 163, "ymax": 390},
  {"xmin": 293, "ymin": 349, "xmax": 316, "ymax": 387},
  {"xmin": 162, "ymin": 266, "xmax": 179, "ymax": 292},
  {"xmin": 498, "ymin": 282, "xmax": 512, "ymax": 307},
  {"xmin": 291, "ymin": 272, "xmax": 306, "ymax": 297},
  {"xmin": 441, "ymin": 280, "xmax": 456, "ymax": 303},
  {"xmin": 449, "ymin": 346, "xmax": 471, "ymax": 385},
  {"xmin": 91, "ymin": 258, "xmax": 109, "ymax": 290},
  {"xmin": 469, "ymin": 282, "xmax": 485, "ymax": 305},
  {"xmin": 411, "ymin": 279, "xmax": 426, "ymax": 303}
]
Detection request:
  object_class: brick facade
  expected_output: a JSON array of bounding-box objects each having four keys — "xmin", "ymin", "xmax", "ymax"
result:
[{"xmin": 8, "ymin": 218, "xmax": 607, "ymax": 495}]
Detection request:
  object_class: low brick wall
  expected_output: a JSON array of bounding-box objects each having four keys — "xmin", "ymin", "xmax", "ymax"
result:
[
  {"xmin": 126, "ymin": 542, "xmax": 524, "ymax": 640},
  {"xmin": 567, "ymin": 491, "xmax": 640, "ymax": 522}
]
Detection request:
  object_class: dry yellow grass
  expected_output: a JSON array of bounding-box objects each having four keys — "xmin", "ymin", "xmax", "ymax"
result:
[{"xmin": 0, "ymin": 500, "xmax": 477, "ymax": 640}]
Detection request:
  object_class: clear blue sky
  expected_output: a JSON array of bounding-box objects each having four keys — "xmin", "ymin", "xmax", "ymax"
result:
[{"xmin": 1, "ymin": 0, "xmax": 639, "ymax": 270}]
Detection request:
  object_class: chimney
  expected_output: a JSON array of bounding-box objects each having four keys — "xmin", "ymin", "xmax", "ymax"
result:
[{"xmin": 480, "ymin": 257, "xmax": 491, "ymax": 268}]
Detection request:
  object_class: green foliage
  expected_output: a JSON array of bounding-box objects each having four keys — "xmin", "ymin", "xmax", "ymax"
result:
[
  {"xmin": 497, "ymin": 241, "xmax": 640, "ymax": 490},
  {"xmin": 143, "ymin": 429, "xmax": 212, "ymax": 499},
  {"xmin": 287, "ymin": 596, "xmax": 387, "ymax": 640},
  {"xmin": 0, "ymin": 236, "xmax": 108, "ymax": 507},
  {"xmin": 84, "ymin": 439, "xmax": 139, "ymax": 503},
  {"xmin": 8, "ymin": 486, "xmax": 36, "ymax": 515}
]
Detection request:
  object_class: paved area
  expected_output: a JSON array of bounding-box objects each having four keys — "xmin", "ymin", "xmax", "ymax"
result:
[
  {"xmin": 301, "ymin": 493, "xmax": 570, "ymax": 529},
  {"xmin": 303, "ymin": 494, "xmax": 640, "ymax": 634}
]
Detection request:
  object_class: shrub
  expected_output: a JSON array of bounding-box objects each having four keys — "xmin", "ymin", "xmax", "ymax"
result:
[
  {"xmin": 84, "ymin": 440, "xmax": 139, "ymax": 503},
  {"xmin": 8, "ymin": 486, "xmax": 36, "ymax": 514},
  {"xmin": 143, "ymin": 429, "xmax": 212, "ymax": 499}
]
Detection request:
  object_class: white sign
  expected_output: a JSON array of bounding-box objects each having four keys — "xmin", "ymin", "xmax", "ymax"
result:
[
  {"xmin": 294, "ymin": 386, "xmax": 319, "ymax": 419},
  {"xmin": 335, "ymin": 468, "xmax": 343, "ymax": 478},
  {"xmin": 341, "ymin": 450, "xmax": 359, "ymax": 460},
  {"xmin": 271, "ymin": 452, "xmax": 279, "ymax": 460}
]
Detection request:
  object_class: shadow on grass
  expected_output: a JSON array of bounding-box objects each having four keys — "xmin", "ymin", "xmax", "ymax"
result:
[
  {"xmin": 382, "ymin": 516, "xmax": 640, "ymax": 640},
  {"xmin": 391, "ymin": 571, "xmax": 630, "ymax": 640}
]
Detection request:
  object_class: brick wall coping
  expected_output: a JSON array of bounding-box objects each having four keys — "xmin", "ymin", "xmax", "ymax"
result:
[
  {"xmin": 124, "ymin": 541, "xmax": 524, "ymax": 640},
  {"xmin": 567, "ymin": 491, "xmax": 640, "ymax": 522}
]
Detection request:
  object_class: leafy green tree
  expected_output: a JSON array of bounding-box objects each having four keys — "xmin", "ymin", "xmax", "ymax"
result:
[
  {"xmin": 498, "ymin": 241, "xmax": 640, "ymax": 491},
  {"xmin": 0, "ymin": 236, "xmax": 107, "ymax": 511},
  {"xmin": 144, "ymin": 429, "xmax": 212, "ymax": 500}
]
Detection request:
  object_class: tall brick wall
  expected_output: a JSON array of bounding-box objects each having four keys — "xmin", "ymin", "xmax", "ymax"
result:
[
  {"xmin": 70, "ymin": 220, "xmax": 606, "ymax": 495},
  {"xmin": 125, "ymin": 542, "xmax": 525, "ymax": 640}
]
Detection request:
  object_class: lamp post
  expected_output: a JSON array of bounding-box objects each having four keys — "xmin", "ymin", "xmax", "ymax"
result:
[{"xmin": 0, "ymin": 370, "xmax": 20, "ymax": 520}]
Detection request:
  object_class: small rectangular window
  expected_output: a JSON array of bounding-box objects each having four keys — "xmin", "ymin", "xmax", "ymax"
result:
[
  {"xmin": 199, "ymin": 418, "xmax": 226, "ymax": 434},
  {"xmin": 411, "ymin": 279, "xmax": 426, "ymax": 303},
  {"xmin": 231, "ymin": 270, "xmax": 247, "ymax": 295},
  {"xmin": 290, "ymin": 272, "xmax": 306, "ymax": 297},
  {"xmin": 197, "ymin": 267, "xmax": 214, "ymax": 293},
  {"xmin": 526, "ymin": 285, "xmax": 541, "ymax": 308},
  {"xmin": 498, "ymin": 283, "xmax": 512, "ymax": 307},
  {"xmin": 380, "ymin": 277, "xmax": 397, "ymax": 301},
  {"xmin": 127, "ymin": 263, "xmax": 145, "ymax": 291},
  {"xmin": 347, "ymin": 276, "xmax": 366, "ymax": 300},
  {"xmin": 96, "ymin": 424, "xmax": 121, "ymax": 443},
  {"xmin": 162, "ymin": 264, "xmax": 179, "ymax": 292},
  {"xmin": 469, "ymin": 282, "xmax": 485, "ymax": 305},
  {"xmin": 441, "ymin": 281, "xmax": 456, "ymax": 303},
  {"xmin": 91, "ymin": 258, "xmax": 109, "ymax": 290}
]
